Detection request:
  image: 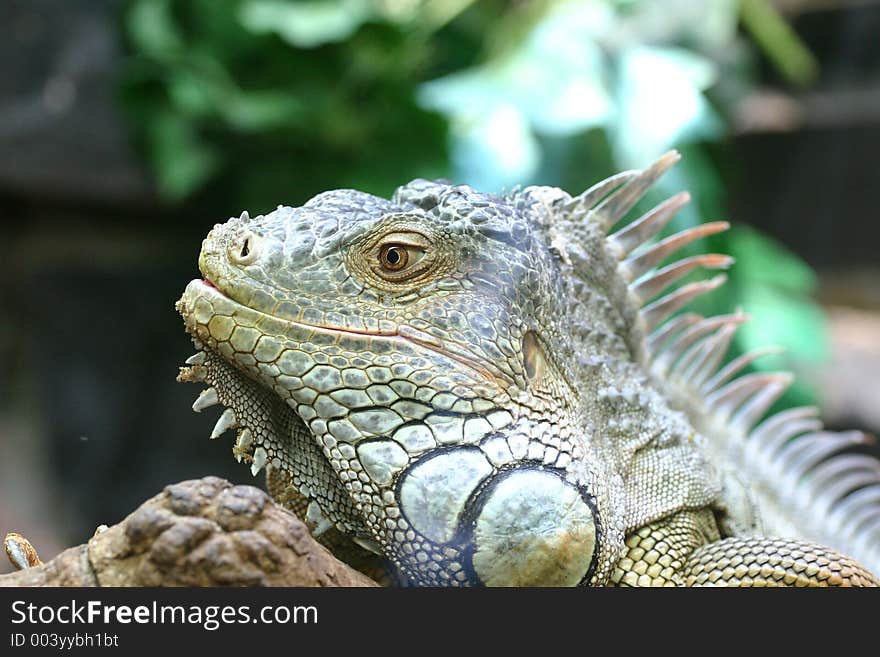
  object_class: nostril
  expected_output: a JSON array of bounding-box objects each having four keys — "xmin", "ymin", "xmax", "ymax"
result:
[{"xmin": 228, "ymin": 231, "xmax": 259, "ymax": 265}]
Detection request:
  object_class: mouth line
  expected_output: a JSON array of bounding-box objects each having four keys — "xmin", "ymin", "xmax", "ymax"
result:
[{"xmin": 184, "ymin": 278, "xmax": 508, "ymax": 384}]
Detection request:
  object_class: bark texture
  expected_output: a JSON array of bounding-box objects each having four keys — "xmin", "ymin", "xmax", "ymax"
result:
[{"xmin": 0, "ymin": 477, "xmax": 377, "ymax": 587}]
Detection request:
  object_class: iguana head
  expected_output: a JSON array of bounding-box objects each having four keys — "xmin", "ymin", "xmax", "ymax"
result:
[
  {"xmin": 192, "ymin": 183, "xmax": 575, "ymax": 391},
  {"xmin": 177, "ymin": 155, "xmax": 724, "ymax": 585}
]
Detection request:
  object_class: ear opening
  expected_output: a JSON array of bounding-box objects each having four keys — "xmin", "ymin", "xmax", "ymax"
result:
[{"xmin": 522, "ymin": 330, "xmax": 548, "ymax": 386}]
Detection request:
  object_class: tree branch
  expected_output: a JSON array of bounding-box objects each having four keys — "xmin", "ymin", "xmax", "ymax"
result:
[{"xmin": 0, "ymin": 477, "xmax": 377, "ymax": 587}]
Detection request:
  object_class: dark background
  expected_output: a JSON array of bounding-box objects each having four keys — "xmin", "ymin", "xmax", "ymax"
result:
[{"xmin": 1, "ymin": 0, "xmax": 878, "ymax": 573}]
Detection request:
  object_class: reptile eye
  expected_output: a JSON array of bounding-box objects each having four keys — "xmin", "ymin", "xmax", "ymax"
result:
[
  {"xmin": 363, "ymin": 230, "xmax": 431, "ymax": 283},
  {"xmin": 378, "ymin": 244, "xmax": 424, "ymax": 274},
  {"xmin": 380, "ymin": 245, "xmax": 408, "ymax": 271}
]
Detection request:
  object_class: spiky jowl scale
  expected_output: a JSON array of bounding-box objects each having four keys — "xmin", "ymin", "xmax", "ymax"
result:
[{"xmin": 176, "ymin": 152, "xmax": 879, "ymax": 586}]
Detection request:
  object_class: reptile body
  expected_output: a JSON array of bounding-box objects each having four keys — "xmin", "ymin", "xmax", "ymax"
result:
[{"xmin": 176, "ymin": 152, "xmax": 880, "ymax": 586}]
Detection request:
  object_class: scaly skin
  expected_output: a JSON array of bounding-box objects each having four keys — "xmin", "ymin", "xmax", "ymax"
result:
[{"xmin": 176, "ymin": 154, "xmax": 880, "ymax": 586}]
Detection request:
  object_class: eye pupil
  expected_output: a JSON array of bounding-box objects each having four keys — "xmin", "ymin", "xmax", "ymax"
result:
[{"xmin": 381, "ymin": 245, "xmax": 408, "ymax": 271}]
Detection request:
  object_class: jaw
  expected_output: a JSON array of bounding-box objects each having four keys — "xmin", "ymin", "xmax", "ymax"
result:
[
  {"xmin": 176, "ymin": 278, "xmax": 510, "ymax": 406},
  {"xmin": 180, "ymin": 277, "xmax": 507, "ymax": 374},
  {"xmin": 175, "ymin": 276, "xmax": 513, "ymax": 508}
]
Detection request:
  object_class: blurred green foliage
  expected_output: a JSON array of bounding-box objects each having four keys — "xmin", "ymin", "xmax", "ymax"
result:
[
  {"xmin": 120, "ymin": 0, "xmax": 473, "ymax": 208},
  {"xmin": 119, "ymin": 0, "xmax": 828, "ymax": 407}
]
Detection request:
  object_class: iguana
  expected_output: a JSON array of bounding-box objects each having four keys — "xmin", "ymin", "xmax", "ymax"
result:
[{"xmin": 176, "ymin": 151, "xmax": 880, "ymax": 586}]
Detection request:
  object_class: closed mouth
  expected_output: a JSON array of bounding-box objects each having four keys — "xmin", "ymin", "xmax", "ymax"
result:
[{"xmin": 180, "ymin": 278, "xmax": 508, "ymax": 385}]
